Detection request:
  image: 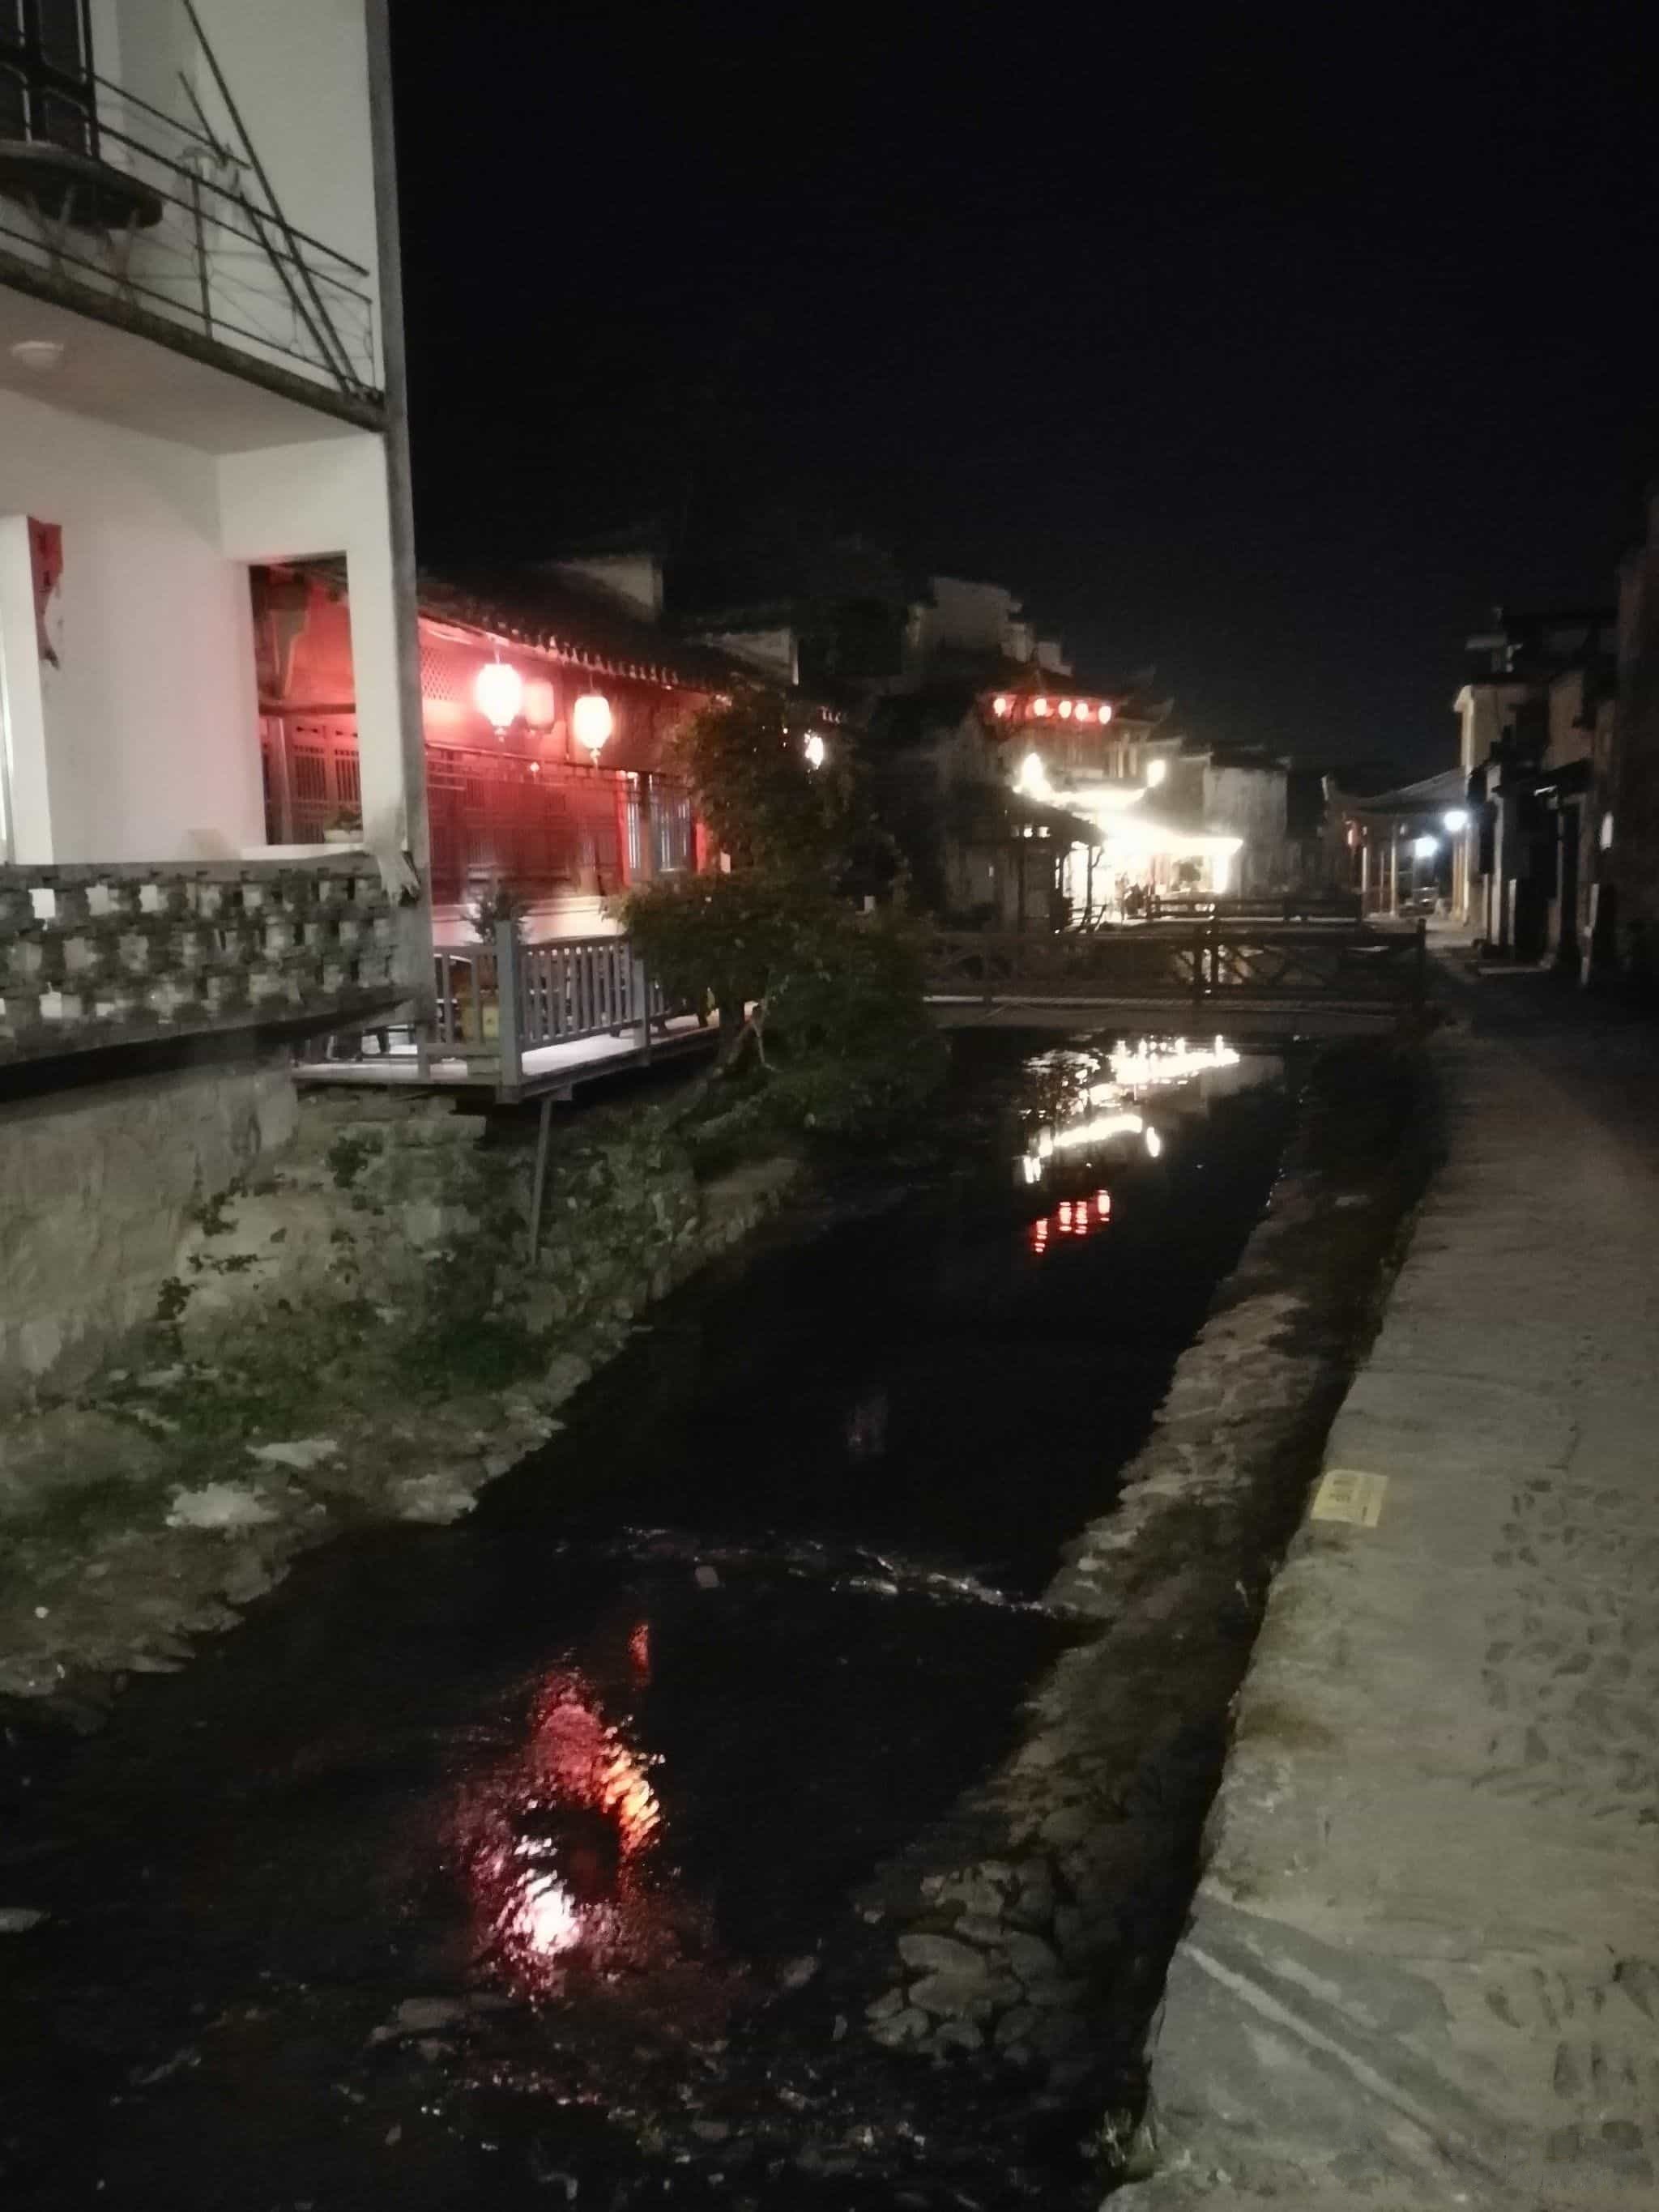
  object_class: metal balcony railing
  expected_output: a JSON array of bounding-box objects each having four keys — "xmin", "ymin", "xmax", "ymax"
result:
[{"xmin": 0, "ymin": 50, "xmax": 377, "ymax": 402}]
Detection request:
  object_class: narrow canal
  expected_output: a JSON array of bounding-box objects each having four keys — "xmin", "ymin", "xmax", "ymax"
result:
[{"xmin": 0, "ymin": 1033, "xmax": 1297, "ymax": 2210}]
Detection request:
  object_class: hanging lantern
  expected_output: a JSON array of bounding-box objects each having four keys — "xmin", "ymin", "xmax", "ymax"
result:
[
  {"xmin": 1098, "ymin": 702, "xmax": 1114, "ymax": 725},
  {"xmin": 573, "ymin": 689, "xmax": 614, "ymax": 760},
  {"xmin": 474, "ymin": 658, "xmax": 523, "ymax": 733},
  {"xmin": 992, "ymin": 694, "xmax": 1012, "ymax": 718},
  {"xmin": 1032, "ymin": 696, "xmax": 1051, "ymax": 718},
  {"xmin": 803, "ymin": 731, "xmax": 827, "ymax": 770},
  {"xmin": 522, "ymin": 676, "xmax": 557, "ymax": 730}
]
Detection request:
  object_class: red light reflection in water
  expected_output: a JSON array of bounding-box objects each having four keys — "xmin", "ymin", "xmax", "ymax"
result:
[
  {"xmin": 1027, "ymin": 1187, "xmax": 1112, "ymax": 1255},
  {"xmin": 452, "ymin": 1616, "xmax": 713, "ymax": 1995}
]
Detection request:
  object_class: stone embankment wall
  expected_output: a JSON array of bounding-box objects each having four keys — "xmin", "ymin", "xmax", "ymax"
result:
[
  {"xmin": 836, "ymin": 1041, "xmax": 1431, "ymax": 2178},
  {"xmin": 0, "ymin": 1060, "xmax": 298, "ymax": 1404},
  {"xmin": 0, "ymin": 1076, "xmax": 795, "ymax": 1707}
]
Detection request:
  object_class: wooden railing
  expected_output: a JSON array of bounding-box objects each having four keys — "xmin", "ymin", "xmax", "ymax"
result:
[
  {"xmin": 429, "ymin": 925, "xmax": 685, "ymax": 1096},
  {"xmin": 925, "ymin": 922, "xmax": 1426, "ymax": 1012},
  {"xmin": 0, "ymin": 857, "xmax": 399, "ymax": 1071},
  {"xmin": 1142, "ymin": 890, "xmax": 1363, "ymax": 924}
]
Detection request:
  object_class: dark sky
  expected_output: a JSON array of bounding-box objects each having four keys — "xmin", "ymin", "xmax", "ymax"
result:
[{"xmin": 390, "ymin": 3, "xmax": 1658, "ymax": 774}]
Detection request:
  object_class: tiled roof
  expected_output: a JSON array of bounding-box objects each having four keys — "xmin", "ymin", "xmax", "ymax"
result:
[{"xmin": 414, "ymin": 568, "xmax": 769, "ymax": 695}]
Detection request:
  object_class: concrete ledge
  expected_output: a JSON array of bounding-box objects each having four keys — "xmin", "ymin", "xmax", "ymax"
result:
[{"xmin": 1126, "ymin": 1011, "xmax": 1659, "ymax": 2210}]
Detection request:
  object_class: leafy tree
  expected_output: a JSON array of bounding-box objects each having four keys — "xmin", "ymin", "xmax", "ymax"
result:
[
  {"xmin": 676, "ymin": 681, "xmax": 858, "ymax": 880},
  {"xmin": 624, "ymin": 691, "xmax": 942, "ymax": 1152},
  {"xmin": 625, "ymin": 871, "xmax": 945, "ymax": 1149}
]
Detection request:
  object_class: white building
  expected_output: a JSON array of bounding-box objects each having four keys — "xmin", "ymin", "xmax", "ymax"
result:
[
  {"xmin": 0, "ymin": 0, "xmax": 424, "ymax": 985},
  {"xmin": 0, "ymin": 2, "xmax": 428, "ymax": 1400}
]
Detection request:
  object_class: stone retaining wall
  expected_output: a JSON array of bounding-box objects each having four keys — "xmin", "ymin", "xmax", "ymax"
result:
[
  {"xmin": 0, "ymin": 1081, "xmax": 797, "ymax": 1706},
  {"xmin": 0, "ymin": 1058, "xmax": 298, "ymax": 1404}
]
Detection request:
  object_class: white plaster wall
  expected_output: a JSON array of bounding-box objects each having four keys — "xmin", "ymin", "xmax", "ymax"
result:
[
  {"xmin": 925, "ymin": 578, "xmax": 1019, "ymax": 655},
  {"xmin": 0, "ymin": 388, "xmax": 427, "ymax": 868},
  {"xmin": 0, "ymin": 386, "xmax": 262, "ymax": 861},
  {"xmin": 1205, "ymin": 765, "xmax": 1290, "ymax": 891},
  {"xmin": 0, "ymin": 516, "xmax": 50, "ymax": 859},
  {"xmin": 97, "ymin": 0, "xmax": 385, "ymax": 393},
  {"xmin": 219, "ymin": 434, "xmax": 410, "ymax": 860}
]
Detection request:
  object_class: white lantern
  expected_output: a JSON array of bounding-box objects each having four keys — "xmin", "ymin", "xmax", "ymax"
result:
[
  {"xmin": 573, "ymin": 690, "xmax": 614, "ymax": 760},
  {"xmin": 803, "ymin": 731, "xmax": 827, "ymax": 770},
  {"xmin": 474, "ymin": 658, "xmax": 523, "ymax": 732}
]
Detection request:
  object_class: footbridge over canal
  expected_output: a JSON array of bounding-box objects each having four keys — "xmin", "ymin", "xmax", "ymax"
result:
[{"xmin": 923, "ymin": 921, "xmax": 1427, "ymax": 1036}]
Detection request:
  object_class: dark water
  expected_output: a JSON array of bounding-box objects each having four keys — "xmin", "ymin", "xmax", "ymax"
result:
[{"xmin": 0, "ymin": 1034, "xmax": 1287, "ymax": 2210}]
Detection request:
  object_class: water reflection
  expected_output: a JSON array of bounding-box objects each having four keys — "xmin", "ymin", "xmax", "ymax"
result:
[
  {"xmin": 1029, "ymin": 1187, "xmax": 1115, "ymax": 1256},
  {"xmin": 1017, "ymin": 1034, "xmax": 1252, "ymax": 1186},
  {"xmin": 846, "ymin": 1384, "xmax": 890, "ymax": 1461},
  {"xmin": 454, "ymin": 1608, "xmax": 703, "ymax": 1995}
]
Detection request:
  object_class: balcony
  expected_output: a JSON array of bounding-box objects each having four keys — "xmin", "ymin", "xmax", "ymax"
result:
[
  {"xmin": 0, "ymin": 59, "xmax": 379, "ymax": 432},
  {"xmin": 0, "ymin": 856, "xmax": 401, "ymax": 1077}
]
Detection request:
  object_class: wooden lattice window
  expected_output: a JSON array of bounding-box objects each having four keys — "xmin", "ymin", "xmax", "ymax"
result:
[{"xmin": 260, "ymin": 714, "xmax": 362, "ymax": 844}]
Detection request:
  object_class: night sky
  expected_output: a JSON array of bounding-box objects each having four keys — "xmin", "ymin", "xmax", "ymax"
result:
[{"xmin": 390, "ymin": 4, "xmax": 1658, "ymax": 774}]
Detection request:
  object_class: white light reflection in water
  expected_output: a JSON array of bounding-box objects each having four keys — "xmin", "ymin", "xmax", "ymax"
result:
[
  {"xmin": 1111, "ymin": 1037, "xmax": 1239, "ymax": 1091},
  {"xmin": 1018, "ymin": 1034, "xmax": 1240, "ymax": 1184}
]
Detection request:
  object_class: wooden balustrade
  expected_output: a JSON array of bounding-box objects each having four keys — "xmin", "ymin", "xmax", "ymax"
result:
[
  {"xmin": 924, "ymin": 921, "xmax": 1426, "ymax": 1012},
  {"xmin": 424, "ymin": 927, "xmax": 683, "ymax": 1097}
]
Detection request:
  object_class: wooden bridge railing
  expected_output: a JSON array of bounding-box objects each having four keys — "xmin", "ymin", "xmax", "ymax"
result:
[
  {"xmin": 924, "ymin": 922, "xmax": 1426, "ymax": 1011},
  {"xmin": 1142, "ymin": 890, "xmax": 1363, "ymax": 925},
  {"xmin": 429, "ymin": 926, "xmax": 691, "ymax": 1097}
]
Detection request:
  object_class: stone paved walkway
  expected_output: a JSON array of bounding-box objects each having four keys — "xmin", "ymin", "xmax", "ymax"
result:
[{"xmin": 1118, "ymin": 967, "xmax": 1659, "ymax": 2210}]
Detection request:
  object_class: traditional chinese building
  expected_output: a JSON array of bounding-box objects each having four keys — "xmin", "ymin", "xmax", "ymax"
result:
[
  {"xmin": 254, "ymin": 558, "xmax": 779, "ymax": 948},
  {"xmin": 983, "ymin": 671, "xmax": 1264, "ymax": 918}
]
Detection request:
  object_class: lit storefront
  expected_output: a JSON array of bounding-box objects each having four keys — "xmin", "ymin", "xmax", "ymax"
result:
[{"xmin": 985, "ymin": 680, "xmax": 1242, "ymax": 922}]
